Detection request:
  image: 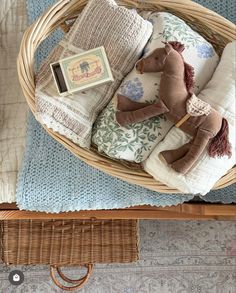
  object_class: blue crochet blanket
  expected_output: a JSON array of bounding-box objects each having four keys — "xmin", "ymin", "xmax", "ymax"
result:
[{"xmin": 16, "ymin": 0, "xmax": 236, "ymax": 212}]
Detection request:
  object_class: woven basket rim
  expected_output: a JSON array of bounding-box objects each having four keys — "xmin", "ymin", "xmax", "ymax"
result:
[{"xmin": 17, "ymin": 0, "xmax": 236, "ymax": 193}]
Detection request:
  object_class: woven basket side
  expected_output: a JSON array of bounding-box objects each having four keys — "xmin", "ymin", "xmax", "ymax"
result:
[
  {"xmin": 17, "ymin": 0, "xmax": 236, "ymax": 193},
  {"xmin": 2, "ymin": 219, "xmax": 139, "ymax": 265}
]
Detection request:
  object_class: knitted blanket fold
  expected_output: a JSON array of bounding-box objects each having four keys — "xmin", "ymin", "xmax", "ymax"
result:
[{"xmin": 16, "ymin": 114, "xmax": 236, "ymax": 212}]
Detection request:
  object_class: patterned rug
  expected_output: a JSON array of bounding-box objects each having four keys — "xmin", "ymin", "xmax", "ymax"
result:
[{"xmin": 1, "ymin": 220, "xmax": 236, "ymax": 292}]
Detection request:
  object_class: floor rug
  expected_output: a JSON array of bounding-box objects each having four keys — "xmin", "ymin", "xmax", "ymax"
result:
[{"xmin": 1, "ymin": 220, "xmax": 236, "ymax": 292}]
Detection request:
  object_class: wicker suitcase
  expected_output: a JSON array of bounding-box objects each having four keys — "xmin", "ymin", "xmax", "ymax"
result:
[{"xmin": 1, "ymin": 219, "xmax": 139, "ymax": 291}]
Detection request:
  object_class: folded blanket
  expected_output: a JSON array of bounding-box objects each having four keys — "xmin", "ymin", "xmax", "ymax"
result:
[
  {"xmin": 143, "ymin": 42, "xmax": 235, "ymax": 195},
  {"xmin": 17, "ymin": 114, "xmax": 236, "ymax": 212},
  {"xmin": 0, "ymin": 0, "xmax": 28, "ymax": 203},
  {"xmin": 35, "ymin": 0, "xmax": 152, "ymax": 148}
]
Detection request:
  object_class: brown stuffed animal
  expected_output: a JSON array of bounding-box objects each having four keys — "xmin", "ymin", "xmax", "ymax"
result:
[{"xmin": 116, "ymin": 42, "xmax": 231, "ymax": 174}]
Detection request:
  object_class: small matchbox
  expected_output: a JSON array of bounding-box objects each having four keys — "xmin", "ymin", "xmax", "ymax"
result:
[{"xmin": 50, "ymin": 46, "xmax": 114, "ymax": 96}]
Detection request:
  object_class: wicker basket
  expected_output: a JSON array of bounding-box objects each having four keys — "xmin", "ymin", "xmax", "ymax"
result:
[
  {"xmin": 1, "ymin": 219, "xmax": 139, "ymax": 291},
  {"xmin": 17, "ymin": 0, "xmax": 236, "ymax": 193}
]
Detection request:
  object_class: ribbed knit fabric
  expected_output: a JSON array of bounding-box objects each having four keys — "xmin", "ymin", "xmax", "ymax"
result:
[
  {"xmin": 194, "ymin": 0, "xmax": 236, "ymax": 23},
  {"xmin": 16, "ymin": 0, "xmax": 236, "ymax": 212},
  {"xmin": 35, "ymin": 0, "xmax": 153, "ymax": 148}
]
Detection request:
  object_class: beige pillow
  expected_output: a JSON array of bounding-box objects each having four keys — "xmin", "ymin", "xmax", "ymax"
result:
[
  {"xmin": 143, "ymin": 42, "xmax": 235, "ymax": 195},
  {"xmin": 35, "ymin": 0, "xmax": 153, "ymax": 147}
]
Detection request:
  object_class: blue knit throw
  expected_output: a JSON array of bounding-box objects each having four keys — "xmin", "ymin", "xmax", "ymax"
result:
[{"xmin": 16, "ymin": 0, "xmax": 236, "ymax": 212}]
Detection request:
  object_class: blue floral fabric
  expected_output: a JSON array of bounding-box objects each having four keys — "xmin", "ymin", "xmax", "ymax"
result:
[
  {"xmin": 120, "ymin": 78, "xmax": 144, "ymax": 101},
  {"xmin": 196, "ymin": 44, "xmax": 215, "ymax": 58}
]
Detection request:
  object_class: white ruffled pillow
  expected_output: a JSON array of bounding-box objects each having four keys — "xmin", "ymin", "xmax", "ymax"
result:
[
  {"xmin": 143, "ymin": 42, "xmax": 235, "ymax": 195},
  {"xmin": 92, "ymin": 12, "xmax": 219, "ymax": 163}
]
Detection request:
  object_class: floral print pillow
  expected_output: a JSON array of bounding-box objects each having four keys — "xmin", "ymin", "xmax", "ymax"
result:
[{"xmin": 92, "ymin": 12, "xmax": 219, "ymax": 163}]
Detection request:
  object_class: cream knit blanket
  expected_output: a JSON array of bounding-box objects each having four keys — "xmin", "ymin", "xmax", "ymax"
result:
[{"xmin": 35, "ymin": 0, "xmax": 153, "ymax": 147}]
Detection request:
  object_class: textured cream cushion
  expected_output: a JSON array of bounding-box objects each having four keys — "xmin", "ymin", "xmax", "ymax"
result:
[
  {"xmin": 143, "ymin": 42, "xmax": 235, "ymax": 195},
  {"xmin": 35, "ymin": 0, "xmax": 153, "ymax": 148},
  {"xmin": 92, "ymin": 12, "xmax": 219, "ymax": 162}
]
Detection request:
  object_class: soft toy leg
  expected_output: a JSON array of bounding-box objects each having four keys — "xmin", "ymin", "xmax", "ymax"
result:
[
  {"xmin": 117, "ymin": 94, "xmax": 149, "ymax": 111},
  {"xmin": 116, "ymin": 101, "xmax": 169, "ymax": 126},
  {"xmin": 160, "ymin": 141, "xmax": 192, "ymax": 165},
  {"xmin": 171, "ymin": 128, "xmax": 213, "ymax": 174}
]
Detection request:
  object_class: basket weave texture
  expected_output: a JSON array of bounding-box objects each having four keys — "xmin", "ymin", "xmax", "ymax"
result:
[
  {"xmin": 17, "ymin": 0, "xmax": 236, "ymax": 193},
  {"xmin": 1, "ymin": 219, "xmax": 139, "ymax": 265}
]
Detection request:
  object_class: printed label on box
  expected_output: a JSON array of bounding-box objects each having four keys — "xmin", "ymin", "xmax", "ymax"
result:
[{"xmin": 50, "ymin": 47, "xmax": 113, "ymax": 96}]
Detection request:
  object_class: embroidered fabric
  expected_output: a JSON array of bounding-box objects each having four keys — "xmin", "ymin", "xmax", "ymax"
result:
[
  {"xmin": 186, "ymin": 94, "xmax": 211, "ymax": 116},
  {"xmin": 35, "ymin": 0, "xmax": 153, "ymax": 148}
]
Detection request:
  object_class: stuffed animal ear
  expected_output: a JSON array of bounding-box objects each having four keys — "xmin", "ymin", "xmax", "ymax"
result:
[{"xmin": 165, "ymin": 43, "xmax": 172, "ymax": 55}]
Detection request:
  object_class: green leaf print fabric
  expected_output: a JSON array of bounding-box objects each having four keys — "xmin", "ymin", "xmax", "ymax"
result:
[{"xmin": 92, "ymin": 12, "xmax": 219, "ymax": 163}]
